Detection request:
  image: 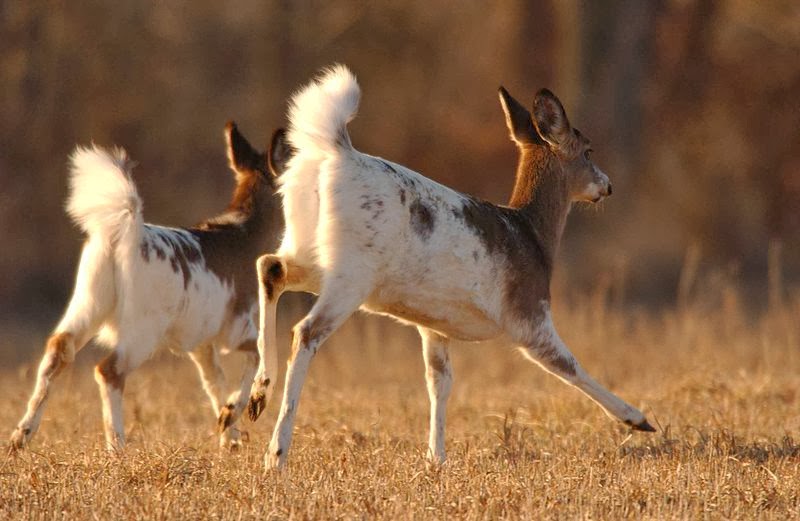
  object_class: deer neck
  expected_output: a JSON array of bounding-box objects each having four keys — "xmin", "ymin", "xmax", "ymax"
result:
[
  {"xmin": 233, "ymin": 179, "xmax": 281, "ymax": 237},
  {"xmin": 202, "ymin": 176, "xmax": 280, "ymax": 246},
  {"xmin": 507, "ymin": 146, "xmax": 571, "ymax": 265}
]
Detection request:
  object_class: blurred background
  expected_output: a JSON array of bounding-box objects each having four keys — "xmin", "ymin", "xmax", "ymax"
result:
[{"xmin": 1, "ymin": 0, "xmax": 799, "ymax": 364}]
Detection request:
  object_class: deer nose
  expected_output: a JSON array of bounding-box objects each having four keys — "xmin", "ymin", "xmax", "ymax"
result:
[{"xmin": 607, "ymin": 183, "xmax": 613, "ymax": 196}]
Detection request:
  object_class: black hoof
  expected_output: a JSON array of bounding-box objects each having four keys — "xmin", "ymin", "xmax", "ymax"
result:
[
  {"xmin": 248, "ymin": 394, "xmax": 265, "ymax": 422},
  {"xmin": 627, "ymin": 418, "xmax": 657, "ymax": 432}
]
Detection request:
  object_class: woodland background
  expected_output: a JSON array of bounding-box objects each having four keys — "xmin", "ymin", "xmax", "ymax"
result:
[{"xmin": 1, "ymin": 1, "xmax": 798, "ymax": 362}]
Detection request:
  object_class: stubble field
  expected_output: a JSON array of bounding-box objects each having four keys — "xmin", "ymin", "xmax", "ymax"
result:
[{"xmin": 2, "ymin": 288, "xmax": 799, "ymax": 520}]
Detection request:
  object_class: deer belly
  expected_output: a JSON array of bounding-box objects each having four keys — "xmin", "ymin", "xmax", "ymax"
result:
[{"xmin": 362, "ymin": 295, "xmax": 501, "ymax": 341}]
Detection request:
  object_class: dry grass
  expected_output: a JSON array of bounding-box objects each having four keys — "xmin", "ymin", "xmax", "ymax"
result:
[{"xmin": 2, "ymin": 289, "xmax": 800, "ymax": 520}]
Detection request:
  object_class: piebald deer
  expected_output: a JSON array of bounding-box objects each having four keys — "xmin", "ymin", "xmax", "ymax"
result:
[
  {"xmin": 10, "ymin": 123, "xmax": 291, "ymax": 452},
  {"xmin": 248, "ymin": 65, "xmax": 654, "ymax": 469}
]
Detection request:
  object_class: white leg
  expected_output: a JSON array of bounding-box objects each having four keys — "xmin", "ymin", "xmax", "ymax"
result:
[
  {"xmin": 249, "ymin": 255, "xmax": 320, "ymax": 422},
  {"xmin": 518, "ymin": 308, "xmax": 654, "ymax": 431},
  {"xmin": 189, "ymin": 343, "xmax": 245, "ymax": 449},
  {"xmin": 94, "ymin": 341, "xmax": 155, "ymax": 451},
  {"xmin": 189, "ymin": 343, "xmax": 226, "ymax": 414},
  {"xmin": 419, "ymin": 327, "xmax": 452, "ymax": 465},
  {"xmin": 247, "ymin": 255, "xmax": 285, "ymax": 422},
  {"xmin": 9, "ymin": 332, "xmax": 78, "ymax": 450},
  {"xmin": 11, "ymin": 239, "xmax": 113, "ymax": 450},
  {"xmin": 265, "ymin": 276, "xmax": 372, "ymax": 469}
]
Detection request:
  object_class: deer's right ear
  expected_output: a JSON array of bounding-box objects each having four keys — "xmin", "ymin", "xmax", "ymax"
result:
[
  {"xmin": 498, "ymin": 86, "xmax": 538, "ymax": 146},
  {"xmin": 268, "ymin": 128, "xmax": 295, "ymax": 178},
  {"xmin": 532, "ymin": 89, "xmax": 572, "ymax": 149},
  {"xmin": 225, "ymin": 121, "xmax": 269, "ymax": 179}
]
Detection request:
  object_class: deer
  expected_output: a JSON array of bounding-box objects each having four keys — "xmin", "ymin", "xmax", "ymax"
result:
[
  {"xmin": 9, "ymin": 122, "xmax": 292, "ymax": 452},
  {"xmin": 246, "ymin": 65, "xmax": 655, "ymax": 469}
]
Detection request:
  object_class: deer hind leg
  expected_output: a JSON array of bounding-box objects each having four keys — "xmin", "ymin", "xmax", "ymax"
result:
[
  {"xmin": 517, "ymin": 305, "xmax": 654, "ymax": 432},
  {"xmin": 419, "ymin": 327, "xmax": 453, "ymax": 465},
  {"xmin": 10, "ymin": 332, "xmax": 79, "ymax": 451},
  {"xmin": 248, "ymin": 255, "xmax": 287, "ymax": 423},
  {"xmin": 264, "ymin": 273, "xmax": 373, "ymax": 470},
  {"xmin": 215, "ymin": 340, "xmax": 259, "ymax": 450},
  {"xmin": 248, "ymin": 254, "xmax": 320, "ymax": 423},
  {"xmin": 10, "ymin": 239, "xmax": 114, "ymax": 451},
  {"xmin": 94, "ymin": 337, "xmax": 157, "ymax": 452}
]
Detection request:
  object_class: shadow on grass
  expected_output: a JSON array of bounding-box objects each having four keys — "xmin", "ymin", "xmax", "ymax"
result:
[{"xmin": 620, "ymin": 428, "xmax": 800, "ymax": 463}]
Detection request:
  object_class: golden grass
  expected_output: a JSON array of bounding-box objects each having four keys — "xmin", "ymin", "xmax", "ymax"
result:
[{"xmin": 2, "ymin": 290, "xmax": 800, "ymax": 520}]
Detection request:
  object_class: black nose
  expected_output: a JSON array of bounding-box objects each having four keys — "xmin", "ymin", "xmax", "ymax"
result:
[{"xmin": 607, "ymin": 184, "xmax": 613, "ymax": 196}]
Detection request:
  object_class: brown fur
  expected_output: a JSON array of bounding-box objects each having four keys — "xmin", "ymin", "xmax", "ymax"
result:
[
  {"xmin": 191, "ymin": 125, "xmax": 285, "ymax": 314},
  {"xmin": 236, "ymin": 339, "xmax": 258, "ymax": 353},
  {"xmin": 43, "ymin": 332, "xmax": 75, "ymax": 377},
  {"xmin": 46, "ymin": 332, "xmax": 74, "ymax": 363},
  {"xmin": 428, "ymin": 352, "xmax": 449, "ymax": 376},
  {"xmin": 261, "ymin": 258, "xmax": 286, "ymax": 302},
  {"xmin": 96, "ymin": 352, "xmax": 124, "ymax": 390},
  {"xmin": 484, "ymin": 88, "xmax": 597, "ymax": 323}
]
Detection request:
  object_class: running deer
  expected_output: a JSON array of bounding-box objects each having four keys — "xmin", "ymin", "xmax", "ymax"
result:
[
  {"xmin": 9, "ymin": 123, "xmax": 291, "ymax": 452},
  {"xmin": 247, "ymin": 65, "xmax": 655, "ymax": 469}
]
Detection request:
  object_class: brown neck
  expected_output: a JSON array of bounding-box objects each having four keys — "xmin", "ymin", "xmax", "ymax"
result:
[
  {"xmin": 201, "ymin": 174, "xmax": 281, "ymax": 245},
  {"xmin": 507, "ymin": 146, "xmax": 572, "ymax": 265}
]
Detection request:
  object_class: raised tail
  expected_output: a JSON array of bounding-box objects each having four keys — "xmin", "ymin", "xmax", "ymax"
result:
[
  {"xmin": 66, "ymin": 145, "xmax": 143, "ymax": 248},
  {"xmin": 287, "ymin": 64, "xmax": 360, "ymax": 156}
]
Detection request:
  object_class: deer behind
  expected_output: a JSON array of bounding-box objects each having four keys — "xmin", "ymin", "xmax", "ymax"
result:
[{"xmin": 10, "ymin": 123, "xmax": 291, "ymax": 452}]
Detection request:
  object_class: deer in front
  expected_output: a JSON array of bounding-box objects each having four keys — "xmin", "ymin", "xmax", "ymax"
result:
[
  {"xmin": 10, "ymin": 123, "xmax": 291, "ymax": 452},
  {"xmin": 248, "ymin": 65, "xmax": 655, "ymax": 469}
]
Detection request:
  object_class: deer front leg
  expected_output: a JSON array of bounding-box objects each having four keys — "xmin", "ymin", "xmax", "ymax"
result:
[
  {"xmin": 517, "ymin": 304, "xmax": 654, "ymax": 432},
  {"xmin": 418, "ymin": 327, "xmax": 452, "ymax": 465},
  {"xmin": 265, "ymin": 274, "xmax": 372, "ymax": 469},
  {"xmin": 190, "ymin": 343, "xmax": 244, "ymax": 449},
  {"xmin": 216, "ymin": 340, "xmax": 259, "ymax": 448}
]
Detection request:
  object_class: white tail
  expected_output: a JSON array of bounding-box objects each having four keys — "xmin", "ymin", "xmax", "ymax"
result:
[
  {"xmin": 287, "ymin": 64, "xmax": 360, "ymax": 155},
  {"xmin": 67, "ymin": 145, "xmax": 143, "ymax": 247}
]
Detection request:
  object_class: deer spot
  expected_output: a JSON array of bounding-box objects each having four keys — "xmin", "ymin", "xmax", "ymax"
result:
[
  {"xmin": 409, "ymin": 200, "xmax": 436, "ymax": 240},
  {"xmin": 264, "ymin": 260, "xmax": 285, "ymax": 301},
  {"xmin": 153, "ymin": 244, "xmax": 167, "ymax": 261},
  {"xmin": 429, "ymin": 353, "xmax": 449, "ymax": 375},
  {"xmin": 140, "ymin": 241, "xmax": 151, "ymax": 262}
]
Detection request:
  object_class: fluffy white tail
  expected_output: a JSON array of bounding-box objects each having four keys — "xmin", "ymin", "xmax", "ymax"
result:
[
  {"xmin": 287, "ymin": 64, "xmax": 360, "ymax": 156},
  {"xmin": 67, "ymin": 145, "xmax": 143, "ymax": 247}
]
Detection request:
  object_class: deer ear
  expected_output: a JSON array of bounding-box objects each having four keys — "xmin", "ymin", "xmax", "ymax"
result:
[
  {"xmin": 532, "ymin": 89, "xmax": 572, "ymax": 148},
  {"xmin": 225, "ymin": 121, "xmax": 268, "ymax": 178},
  {"xmin": 268, "ymin": 128, "xmax": 295, "ymax": 177},
  {"xmin": 498, "ymin": 86, "xmax": 538, "ymax": 146}
]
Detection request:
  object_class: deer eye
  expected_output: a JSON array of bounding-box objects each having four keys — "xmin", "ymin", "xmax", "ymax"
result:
[{"xmin": 583, "ymin": 149, "xmax": 593, "ymax": 161}]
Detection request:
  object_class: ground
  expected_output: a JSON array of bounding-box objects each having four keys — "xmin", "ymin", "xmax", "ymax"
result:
[{"xmin": 1, "ymin": 294, "xmax": 799, "ymax": 519}]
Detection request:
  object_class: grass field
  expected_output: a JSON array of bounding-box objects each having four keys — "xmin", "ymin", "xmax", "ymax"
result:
[{"xmin": 2, "ymin": 287, "xmax": 799, "ymax": 519}]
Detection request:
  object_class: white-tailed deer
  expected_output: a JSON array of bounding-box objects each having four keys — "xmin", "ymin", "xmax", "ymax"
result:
[
  {"xmin": 9, "ymin": 123, "xmax": 292, "ymax": 452},
  {"xmin": 248, "ymin": 65, "xmax": 654, "ymax": 469}
]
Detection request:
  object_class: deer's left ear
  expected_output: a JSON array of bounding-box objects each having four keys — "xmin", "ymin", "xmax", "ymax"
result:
[
  {"xmin": 532, "ymin": 89, "xmax": 572, "ymax": 149},
  {"xmin": 225, "ymin": 121, "xmax": 269, "ymax": 179},
  {"xmin": 498, "ymin": 86, "xmax": 538, "ymax": 146},
  {"xmin": 268, "ymin": 128, "xmax": 295, "ymax": 178}
]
